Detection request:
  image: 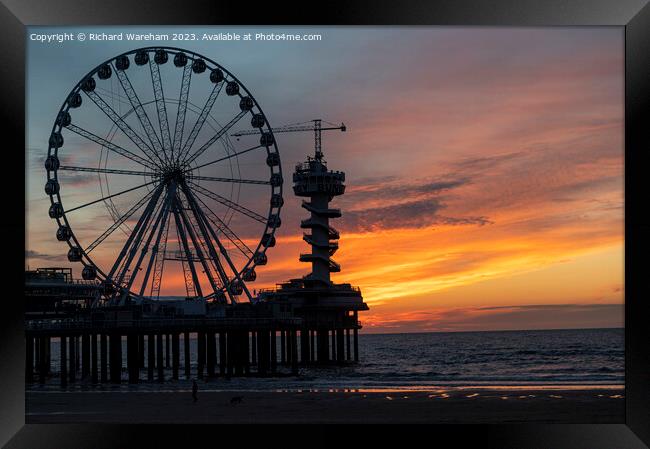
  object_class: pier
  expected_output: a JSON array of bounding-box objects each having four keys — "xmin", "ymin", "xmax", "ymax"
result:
[
  {"xmin": 25, "ymin": 311, "xmax": 364, "ymax": 384},
  {"xmin": 32, "ymin": 47, "xmax": 369, "ymax": 387},
  {"xmin": 26, "ymin": 138, "xmax": 367, "ymax": 385}
]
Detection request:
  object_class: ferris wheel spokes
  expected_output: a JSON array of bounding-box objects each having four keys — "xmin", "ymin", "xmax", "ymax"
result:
[
  {"xmin": 175, "ymin": 186, "xmax": 234, "ymax": 301},
  {"xmin": 120, "ymin": 192, "xmax": 171, "ymax": 301},
  {"xmin": 143, "ymin": 208, "xmax": 170, "ymax": 298},
  {"xmin": 175, "ymin": 191, "xmax": 221, "ymax": 295},
  {"xmin": 71, "ymin": 176, "xmax": 268, "ymax": 304},
  {"xmin": 106, "ymin": 183, "xmax": 166, "ymax": 283},
  {"xmin": 83, "ymin": 89, "xmax": 164, "ymax": 168},
  {"xmin": 112, "ymin": 61, "xmax": 170, "ymax": 167},
  {"xmin": 190, "ymin": 175, "xmax": 271, "ymax": 185},
  {"xmin": 190, "ymin": 181, "xmax": 267, "ymax": 224},
  {"xmin": 84, "ymin": 188, "xmax": 157, "ymax": 254},
  {"xmin": 66, "ymin": 123, "xmax": 157, "ymax": 171},
  {"xmin": 192, "ymin": 192, "xmax": 255, "ymax": 258},
  {"xmin": 172, "ymin": 64, "xmax": 193, "ymax": 162},
  {"xmin": 182, "ymin": 109, "xmax": 248, "ymax": 167},
  {"xmin": 176, "ymin": 80, "xmax": 225, "ymax": 165},
  {"xmin": 170, "ymin": 190, "xmax": 204, "ymax": 298},
  {"xmin": 147, "ymin": 58, "xmax": 173, "ymax": 163},
  {"xmin": 188, "ymin": 144, "xmax": 264, "ymax": 172},
  {"xmin": 139, "ymin": 196, "xmax": 173, "ymax": 297},
  {"xmin": 64, "ymin": 179, "xmax": 158, "ymax": 215},
  {"xmin": 113, "ymin": 188, "xmax": 166, "ymax": 294},
  {"xmin": 58, "ymin": 165, "xmax": 153, "ymax": 177},
  {"xmin": 181, "ymin": 183, "xmax": 254, "ymax": 301}
]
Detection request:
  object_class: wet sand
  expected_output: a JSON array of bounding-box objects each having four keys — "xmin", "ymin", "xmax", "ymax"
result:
[{"xmin": 26, "ymin": 386, "xmax": 624, "ymax": 423}]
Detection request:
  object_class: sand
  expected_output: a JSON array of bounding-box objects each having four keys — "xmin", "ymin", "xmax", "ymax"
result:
[{"xmin": 26, "ymin": 386, "xmax": 624, "ymax": 424}]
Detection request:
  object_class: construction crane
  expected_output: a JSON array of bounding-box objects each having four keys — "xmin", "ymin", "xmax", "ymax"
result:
[{"xmin": 232, "ymin": 119, "xmax": 346, "ymax": 161}]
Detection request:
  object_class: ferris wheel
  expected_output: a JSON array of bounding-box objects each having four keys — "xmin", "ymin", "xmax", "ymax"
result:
[{"xmin": 44, "ymin": 47, "xmax": 283, "ymax": 305}]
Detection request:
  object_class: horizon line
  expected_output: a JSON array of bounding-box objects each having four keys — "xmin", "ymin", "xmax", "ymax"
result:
[{"xmin": 361, "ymin": 326, "xmax": 623, "ymax": 336}]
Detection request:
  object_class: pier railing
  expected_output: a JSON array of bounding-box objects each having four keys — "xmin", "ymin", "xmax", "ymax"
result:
[
  {"xmin": 258, "ymin": 285, "xmax": 362, "ymax": 294},
  {"xmin": 25, "ymin": 317, "xmax": 302, "ymax": 333}
]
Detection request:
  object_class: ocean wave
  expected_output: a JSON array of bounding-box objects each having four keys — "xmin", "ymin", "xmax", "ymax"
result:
[{"xmin": 29, "ymin": 329, "xmax": 623, "ymax": 391}]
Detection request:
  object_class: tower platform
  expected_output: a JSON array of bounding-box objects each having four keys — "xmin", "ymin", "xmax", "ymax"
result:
[{"xmin": 258, "ymin": 145, "xmax": 368, "ymax": 365}]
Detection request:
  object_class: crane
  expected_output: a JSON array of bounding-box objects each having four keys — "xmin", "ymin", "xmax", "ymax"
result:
[{"xmin": 232, "ymin": 119, "xmax": 346, "ymax": 161}]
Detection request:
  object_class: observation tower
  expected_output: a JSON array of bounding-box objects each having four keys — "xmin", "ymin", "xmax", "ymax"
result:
[
  {"xmin": 259, "ymin": 127, "xmax": 368, "ymax": 365},
  {"xmin": 294, "ymin": 144, "xmax": 345, "ymax": 285}
]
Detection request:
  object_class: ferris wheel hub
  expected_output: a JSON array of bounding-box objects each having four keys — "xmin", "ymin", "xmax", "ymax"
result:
[{"xmin": 161, "ymin": 166, "xmax": 185, "ymax": 184}]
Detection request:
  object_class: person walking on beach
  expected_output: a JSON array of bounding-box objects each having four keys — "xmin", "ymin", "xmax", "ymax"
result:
[{"xmin": 192, "ymin": 379, "xmax": 198, "ymax": 403}]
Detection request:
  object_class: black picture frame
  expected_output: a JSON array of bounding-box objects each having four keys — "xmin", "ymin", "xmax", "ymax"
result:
[{"xmin": 2, "ymin": 0, "xmax": 648, "ymax": 447}]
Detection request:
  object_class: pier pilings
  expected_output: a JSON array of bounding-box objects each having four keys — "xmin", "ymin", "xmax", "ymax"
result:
[
  {"xmin": 100, "ymin": 334, "xmax": 108, "ymax": 382},
  {"xmin": 91, "ymin": 333, "xmax": 98, "ymax": 383},
  {"xmin": 81, "ymin": 333, "xmax": 90, "ymax": 379},
  {"xmin": 68, "ymin": 335, "xmax": 76, "ymax": 383},
  {"xmin": 172, "ymin": 333, "xmax": 180, "ymax": 380},
  {"xmin": 206, "ymin": 332, "xmax": 215, "ymax": 377},
  {"xmin": 184, "ymin": 332, "xmax": 191, "ymax": 378},
  {"xmin": 157, "ymin": 333, "xmax": 164, "ymax": 381},
  {"xmin": 109, "ymin": 333, "xmax": 121, "ymax": 383},
  {"xmin": 60, "ymin": 336, "xmax": 67, "ymax": 387},
  {"xmin": 25, "ymin": 336, "xmax": 34, "ymax": 383},
  {"xmin": 25, "ymin": 315, "xmax": 363, "ymax": 386},
  {"xmin": 148, "ymin": 333, "xmax": 155, "ymax": 381}
]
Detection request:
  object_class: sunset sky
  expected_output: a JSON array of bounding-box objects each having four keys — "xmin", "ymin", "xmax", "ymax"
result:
[{"xmin": 26, "ymin": 26, "xmax": 624, "ymax": 333}]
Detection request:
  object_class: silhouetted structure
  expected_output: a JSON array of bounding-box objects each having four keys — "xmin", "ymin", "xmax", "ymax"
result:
[
  {"xmin": 258, "ymin": 139, "xmax": 368, "ymax": 365},
  {"xmin": 25, "ymin": 268, "xmax": 100, "ymax": 318},
  {"xmin": 25, "ymin": 138, "xmax": 368, "ymax": 385},
  {"xmin": 29, "ymin": 44, "xmax": 368, "ymax": 385}
]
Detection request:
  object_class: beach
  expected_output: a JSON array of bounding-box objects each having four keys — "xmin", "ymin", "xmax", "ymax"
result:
[
  {"xmin": 26, "ymin": 386, "xmax": 624, "ymax": 424},
  {"xmin": 25, "ymin": 329, "xmax": 625, "ymax": 423}
]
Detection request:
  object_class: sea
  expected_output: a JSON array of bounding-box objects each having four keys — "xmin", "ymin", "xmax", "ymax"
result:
[{"xmin": 27, "ymin": 328, "xmax": 623, "ymax": 392}]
